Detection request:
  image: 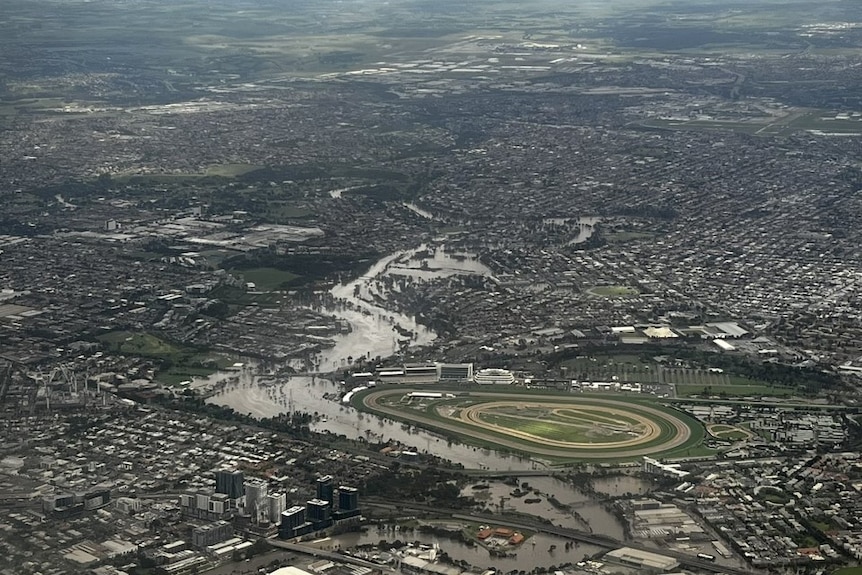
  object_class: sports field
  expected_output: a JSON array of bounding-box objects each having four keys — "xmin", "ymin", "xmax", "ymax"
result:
[
  {"xmin": 358, "ymin": 388, "xmax": 704, "ymax": 462},
  {"xmin": 707, "ymin": 423, "xmax": 753, "ymax": 441}
]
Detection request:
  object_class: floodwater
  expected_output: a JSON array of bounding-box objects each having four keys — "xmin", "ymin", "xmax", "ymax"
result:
[
  {"xmin": 543, "ymin": 216, "xmax": 601, "ymax": 246},
  {"xmin": 207, "ymin": 375, "xmax": 536, "ymax": 471},
  {"xmin": 386, "ymin": 245, "xmax": 493, "ymax": 281},
  {"xmin": 313, "ymin": 480, "xmax": 626, "ymax": 572},
  {"xmin": 568, "ymin": 216, "xmax": 601, "ymax": 246},
  {"xmin": 590, "ymin": 475, "xmax": 653, "ymax": 497},
  {"xmin": 313, "ymin": 243, "xmax": 490, "ymax": 370},
  {"xmin": 206, "ymin": 243, "xmax": 517, "ymax": 469},
  {"xmin": 323, "ymin": 528, "xmax": 605, "ymax": 572},
  {"xmin": 403, "ymin": 202, "xmax": 436, "ymax": 220},
  {"xmin": 464, "ymin": 478, "xmax": 625, "ymax": 540},
  {"xmin": 316, "ymin": 526, "xmax": 604, "ymax": 573}
]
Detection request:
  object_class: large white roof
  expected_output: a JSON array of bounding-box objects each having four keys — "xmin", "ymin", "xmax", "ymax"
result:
[{"xmin": 270, "ymin": 567, "xmax": 314, "ymax": 575}]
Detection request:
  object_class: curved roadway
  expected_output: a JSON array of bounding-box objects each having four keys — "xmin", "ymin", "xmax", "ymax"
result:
[{"xmin": 361, "ymin": 388, "xmax": 694, "ymax": 459}]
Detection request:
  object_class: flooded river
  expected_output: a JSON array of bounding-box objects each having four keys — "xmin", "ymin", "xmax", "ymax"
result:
[
  {"xmin": 205, "ymin": 237, "xmax": 641, "ymax": 572},
  {"xmin": 543, "ymin": 216, "xmax": 601, "ymax": 246},
  {"xmin": 465, "ymin": 478, "xmax": 625, "ymax": 540},
  {"xmin": 207, "ymin": 236, "xmax": 524, "ymax": 464},
  {"xmin": 314, "ymin": 477, "xmax": 627, "ymax": 571},
  {"xmin": 324, "ymin": 529, "xmax": 605, "ymax": 572},
  {"xmin": 314, "ymin": 242, "xmax": 490, "ymax": 370},
  {"xmin": 206, "ymin": 242, "xmax": 522, "ymax": 468},
  {"xmin": 208, "ymin": 374, "xmax": 535, "ymax": 471},
  {"xmin": 590, "ymin": 475, "xmax": 653, "ymax": 497}
]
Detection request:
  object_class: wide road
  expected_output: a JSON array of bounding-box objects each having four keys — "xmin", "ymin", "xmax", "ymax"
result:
[{"xmin": 360, "ymin": 388, "xmax": 694, "ymax": 460}]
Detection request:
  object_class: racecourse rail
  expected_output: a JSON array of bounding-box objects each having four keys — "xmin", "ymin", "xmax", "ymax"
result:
[{"xmin": 358, "ymin": 387, "xmax": 699, "ymax": 460}]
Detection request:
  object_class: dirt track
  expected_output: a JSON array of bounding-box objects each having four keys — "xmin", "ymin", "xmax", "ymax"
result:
[{"xmin": 361, "ymin": 388, "xmax": 694, "ymax": 460}]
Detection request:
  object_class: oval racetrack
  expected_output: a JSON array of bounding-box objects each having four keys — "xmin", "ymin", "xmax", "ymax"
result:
[{"xmin": 361, "ymin": 388, "xmax": 695, "ymax": 460}]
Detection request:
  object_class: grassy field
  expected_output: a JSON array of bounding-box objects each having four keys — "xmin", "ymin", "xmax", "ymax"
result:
[
  {"xmin": 113, "ymin": 163, "xmax": 262, "ymax": 183},
  {"xmin": 707, "ymin": 424, "xmax": 751, "ymax": 441},
  {"xmin": 832, "ymin": 568, "xmax": 862, "ymax": 575},
  {"xmin": 96, "ymin": 331, "xmax": 231, "ymax": 386},
  {"xmin": 558, "ymin": 353, "xmax": 796, "ymax": 398},
  {"xmin": 231, "ymin": 267, "xmax": 301, "ymax": 291},
  {"xmin": 98, "ymin": 331, "xmax": 183, "ymax": 357},
  {"xmin": 476, "ymin": 412, "xmax": 633, "ymax": 444},
  {"xmin": 554, "ymin": 407, "xmax": 642, "ymax": 426},
  {"xmin": 209, "ymin": 284, "xmax": 283, "ymax": 308}
]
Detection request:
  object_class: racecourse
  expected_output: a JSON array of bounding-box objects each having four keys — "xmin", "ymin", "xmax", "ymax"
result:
[{"xmin": 359, "ymin": 387, "xmax": 701, "ymax": 461}]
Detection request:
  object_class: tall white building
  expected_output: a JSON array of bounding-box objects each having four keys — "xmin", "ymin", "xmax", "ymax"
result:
[
  {"xmin": 266, "ymin": 492, "xmax": 287, "ymax": 524},
  {"xmin": 245, "ymin": 478, "xmax": 268, "ymax": 523},
  {"xmin": 473, "ymin": 368, "xmax": 515, "ymax": 385}
]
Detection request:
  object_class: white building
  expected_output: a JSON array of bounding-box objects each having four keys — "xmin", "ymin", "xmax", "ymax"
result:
[
  {"xmin": 245, "ymin": 478, "xmax": 268, "ymax": 523},
  {"xmin": 643, "ymin": 457, "xmax": 690, "ymax": 479},
  {"xmin": 473, "ymin": 368, "xmax": 515, "ymax": 385},
  {"xmin": 266, "ymin": 492, "xmax": 286, "ymax": 523}
]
